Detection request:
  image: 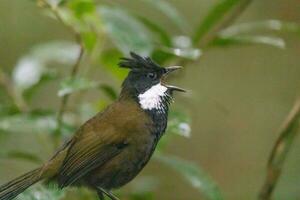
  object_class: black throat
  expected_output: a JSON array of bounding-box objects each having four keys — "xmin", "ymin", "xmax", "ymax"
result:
[{"xmin": 142, "ymin": 94, "xmax": 172, "ymax": 139}]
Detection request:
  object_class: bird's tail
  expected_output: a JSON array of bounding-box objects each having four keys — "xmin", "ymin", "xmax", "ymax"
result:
[{"xmin": 0, "ymin": 167, "xmax": 44, "ymax": 200}]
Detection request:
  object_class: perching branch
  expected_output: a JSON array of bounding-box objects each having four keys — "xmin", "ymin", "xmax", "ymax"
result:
[
  {"xmin": 258, "ymin": 98, "xmax": 300, "ymax": 200},
  {"xmin": 0, "ymin": 69, "xmax": 29, "ymax": 112}
]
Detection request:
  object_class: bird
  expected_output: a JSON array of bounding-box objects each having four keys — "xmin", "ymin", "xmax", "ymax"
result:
[{"xmin": 0, "ymin": 52, "xmax": 185, "ymax": 200}]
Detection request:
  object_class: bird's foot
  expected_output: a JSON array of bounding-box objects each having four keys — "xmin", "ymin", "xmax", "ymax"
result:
[
  {"xmin": 97, "ymin": 187, "xmax": 120, "ymax": 200},
  {"xmin": 97, "ymin": 190, "xmax": 105, "ymax": 200}
]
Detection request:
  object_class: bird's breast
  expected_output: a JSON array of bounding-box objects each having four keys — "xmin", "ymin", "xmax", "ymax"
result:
[{"xmin": 84, "ymin": 100, "xmax": 166, "ymax": 189}]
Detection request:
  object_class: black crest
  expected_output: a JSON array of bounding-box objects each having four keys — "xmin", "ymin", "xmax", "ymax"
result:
[{"xmin": 118, "ymin": 52, "xmax": 161, "ymax": 71}]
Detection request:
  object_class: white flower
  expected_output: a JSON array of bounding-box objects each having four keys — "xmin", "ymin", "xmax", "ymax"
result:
[{"xmin": 178, "ymin": 122, "xmax": 191, "ymax": 137}]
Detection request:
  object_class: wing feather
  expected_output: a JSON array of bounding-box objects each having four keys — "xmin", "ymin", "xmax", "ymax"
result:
[
  {"xmin": 58, "ymin": 144, "xmax": 123, "ymax": 187},
  {"xmin": 57, "ymin": 113, "xmax": 128, "ymax": 188}
]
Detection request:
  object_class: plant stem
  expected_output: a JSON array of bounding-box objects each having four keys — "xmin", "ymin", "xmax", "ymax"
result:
[
  {"xmin": 177, "ymin": 0, "xmax": 253, "ymax": 68},
  {"xmin": 0, "ymin": 69, "xmax": 29, "ymax": 112},
  {"xmin": 194, "ymin": 0, "xmax": 253, "ymax": 48},
  {"xmin": 40, "ymin": 0, "xmax": 80, "ymax": 36},
  {"xmin": 56, "ymin": 45, "xmax": 84, "ymax": 132},
  {"xmin": 39, "ymin": 0, "xmax": 85, "ymax": 142},
  {"xmin": 258, "ymin": 98, "xmax": 300, "ymax": 200}
]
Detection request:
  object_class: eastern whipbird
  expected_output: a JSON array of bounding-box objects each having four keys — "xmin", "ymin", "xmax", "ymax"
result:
[{"xmin": 0, "ymin": 52, "xmax": 185, "ymax": 200}]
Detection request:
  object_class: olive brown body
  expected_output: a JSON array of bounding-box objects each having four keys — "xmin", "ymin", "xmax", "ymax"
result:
[
  {"xmin": 0, "ymin": 52, "xmax": 182, "ymax": 200},
  {"xmin": 63, "ymin": 99, "xmax": 159, "ymax": 189}
]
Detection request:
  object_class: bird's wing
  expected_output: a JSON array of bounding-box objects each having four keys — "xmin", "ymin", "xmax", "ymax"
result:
[{"xmin": 57, "ymin": 113, "xmax": 128, "ymax": 188}]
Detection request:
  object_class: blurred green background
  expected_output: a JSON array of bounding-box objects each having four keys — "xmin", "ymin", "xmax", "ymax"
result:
[{"xmin": 1, "ymin": 0, "xmax": 300, "ymax": 200}]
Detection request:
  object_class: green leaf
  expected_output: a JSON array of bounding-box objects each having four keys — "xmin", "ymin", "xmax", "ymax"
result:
[
  {"xmin": 156, "ymin": 112, "xmax": 191, "ymax": 151},
  {"xmin": 58, "ymin": 77, "xmax": 100, "ymax": 97},
  {"xmin": 98, "ymin": 6, "xmax": 154, "ymax": 56},
  {"xmin": 160, "ymin": 36, "xmax": 202, "ymax": 60},
  {"xmin": 45, "ymin": 0, "xmax": 63, "ymax": 8},
  {"xmin": 99, "ymin": 49, "xmax": 128, "ymax": 80},
  {"xmin": 160, "ymin": 47, "xmax": 202, "ymax": 60},
  {"xmin": 141, "ymin": 0, "xmax": 189, "ymax": 33},
  {"xmin": 16, "ymin": 184, "xmax": 65, "ymax": 200},
  {"xmin": 0, "ymin": 113, "xmax": 57, "ymax": 134},
  {"xmin": 212, "ymin": 35, "xmax": 285, "ymax": 49},
  {"xmin": 136, "ymin": 16, "xmax": 172, "ymax": 46},
  {"xmin": 155, "ymin": 154, "xmax": 224, "ymax": 200},
  {"xmin": 167, "ymin": 110, "xmax": 191, "ymax": 138},
  {"xmin": 219, "ymin": 20, "xmax": 300, "ymax": 37},
  {"xmin": 77, "ymin": 103, "xmax": 97, "ymax": 122},
  {"xmin": 12, "ymin": 41, "xmax": 80, "ymax": 92},
  {"xmin": 55, "ymin": 3, "xmax": 101, "ymax": 35},
  {"xmin": 13, "ymin": 57, "xmax": 45, "ymax": 91},
  {"xmin": 0, "ymin": 150, "xmax": 43, "ymax": 164},
  {"xmin": 30, "ymin": 41, "xmax": 80, "ymax": 65},
  {"xmin": 81, "ymin": 31, "xmax": 97, "ymax": 52},
  {"xmin": 23, "ymin": 70, "xmax": 58, "ymax": 101},
  {"xmin": 129, "ymin": 177, "xmax": 157, "ymax": 200},
  {"xmin": 151, "ymin": 50, "xmax": 174, "ymax": 64},
  {"xmin": 95, "ymin": 99, "xmax": 110, "ymax": 112},
  {"xmin": 99, "ymin": 84, "xmax": 118, "ymax": 100},
  {"xmin": 0, "ymin": 105, "xmax": 18, "ymax": 118},
  {"xmin": 193, "ymin": 0, "xmax": 250, "ymax": 44},
  {"xmin": 68, "ymin": 0, "xmax": 96, "ymax": 18}
]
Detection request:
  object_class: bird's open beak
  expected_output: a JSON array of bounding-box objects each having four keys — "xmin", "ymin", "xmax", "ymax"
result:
[
  {"xmin": 162, "ymin": 66, "xmax": 186, "ymax": 92},
  {"xmin": 164, "ymin": 66, "xmax": 182, "ymax": 75}
]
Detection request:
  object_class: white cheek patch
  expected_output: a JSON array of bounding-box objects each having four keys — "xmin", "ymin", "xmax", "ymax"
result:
[{"xmin": 138, "ymin": 83, "xmax": 168, "ymax": 110}]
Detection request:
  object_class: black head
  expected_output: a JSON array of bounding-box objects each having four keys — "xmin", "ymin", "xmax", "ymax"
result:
[
  {"xmin": 119, "ymin": 52, "xmax": 185, "ymax": 139},
  {"xmin": 119, "ymin": 52, "xmax": 185, "ymax": 97}
]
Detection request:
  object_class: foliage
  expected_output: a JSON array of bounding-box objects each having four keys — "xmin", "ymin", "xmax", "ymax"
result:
[
  {"xmin": 155, "ymin": 153, "xmax": 223, "ymax": 200},
  {"xmin": 16, "ymin": 184, "xmax": 65, "ymax": 200},
  {"xmin": 0, "ymin": 0, "xmax": 299, "ymax": 200}
]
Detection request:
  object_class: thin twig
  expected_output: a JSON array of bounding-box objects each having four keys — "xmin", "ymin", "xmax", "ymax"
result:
[
  {"xmin": 56, "ymin": 45, "xmax": 84, "ymax": 130},
  {"xmin": 40, "ymin": 0, "xmax": 80, "ymax": 36},
  {"xmin": 259, "ymin": 98, "xmax": 300, "ymax": 200},
  {"xmin": 39, "ymin": 0, "xmax": 85, "ymax": 140},
  {"xmin": 0, "ymin": 69, "xmax": 29, "ymax": 112}
]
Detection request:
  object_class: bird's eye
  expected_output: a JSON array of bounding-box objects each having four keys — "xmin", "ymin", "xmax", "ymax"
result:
[{"xmin": 146, "ymin": 72, "xmax": 157, "ymax": 80}]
